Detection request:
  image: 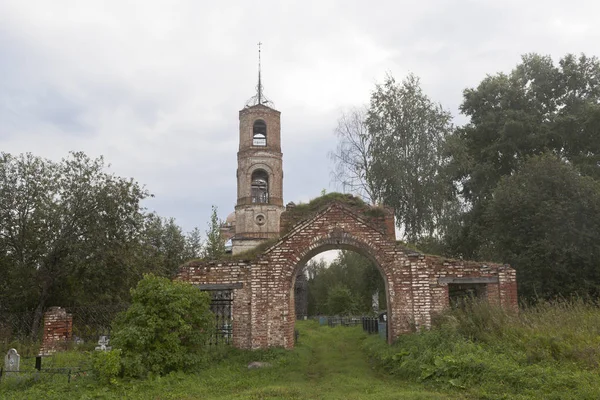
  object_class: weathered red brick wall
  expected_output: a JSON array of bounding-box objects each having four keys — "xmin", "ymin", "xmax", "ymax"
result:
[
  {"xmin": 178, "ymin": 201, "xmax": 518, "ymax": 349},
  {"xmin": 39, "ymin": 307, "xmax": 73, "ymax": 355},
  {"xmin": 177, "ymin": 261, "xmax": 252, "ymax": 348}
]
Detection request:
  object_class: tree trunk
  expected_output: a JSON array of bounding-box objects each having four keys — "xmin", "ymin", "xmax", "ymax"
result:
[{"xmin": 30, "ymin": 283, "xmax": 49, "ymax": 340}]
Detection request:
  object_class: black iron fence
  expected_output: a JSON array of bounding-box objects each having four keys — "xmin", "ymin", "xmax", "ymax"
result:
[
  {"xmin": 0, "ymin": 354, "xmax": 91, "ymax": 385},
  {"xmin": 207, "ymin": 289, "xmax": 233, "ymax": 346}
]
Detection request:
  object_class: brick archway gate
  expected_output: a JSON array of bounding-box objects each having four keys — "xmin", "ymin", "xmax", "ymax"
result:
[
  {"xmin": 178, "ymin": 201, "xmax": 517, "ymax": 349},
  {"xmin": 259, "ymin": 203, "xmax": 405, "ymax": 348},
  {"xmin": 287, "ymin": 240, "xmax": 393, "ymax": 343}
]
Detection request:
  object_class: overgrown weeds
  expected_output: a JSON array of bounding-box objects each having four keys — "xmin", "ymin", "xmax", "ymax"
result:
[{"xmin": 365, "ymin": 298, "xmax": 600, "ymax": 399}]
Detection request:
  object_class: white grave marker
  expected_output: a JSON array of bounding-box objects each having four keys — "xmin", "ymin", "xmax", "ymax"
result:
[{"xmin": 4, "ymin": 348, "xmax": 20, "ymax": 374}]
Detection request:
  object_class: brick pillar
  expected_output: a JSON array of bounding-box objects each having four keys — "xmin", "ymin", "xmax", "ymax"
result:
[
  {"xmin": 383, "ymin": 206, "xmax": 396, "ymax": 240},
  {"xmin": 39, "ymin": 307, "xmax": 73, "ymax": 355}
]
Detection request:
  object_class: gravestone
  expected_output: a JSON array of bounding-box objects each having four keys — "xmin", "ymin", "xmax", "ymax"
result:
[
  {"xmin": 95, "ymin": 336, "xmax": 112, "ymax": 351},
  {"xmin": 4, "ymin": 348, "xmax": 20, "ymax": 374}
]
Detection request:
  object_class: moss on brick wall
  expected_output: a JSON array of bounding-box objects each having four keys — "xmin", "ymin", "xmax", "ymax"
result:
[{"xmin": 281, "ymin": 193, "xmax": 387, "ymax": 234}]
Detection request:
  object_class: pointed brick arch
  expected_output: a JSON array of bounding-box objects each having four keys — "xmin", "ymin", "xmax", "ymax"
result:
[{"xmin": 178, "ymin": 201, "xmax": 517, "ymax": 349}]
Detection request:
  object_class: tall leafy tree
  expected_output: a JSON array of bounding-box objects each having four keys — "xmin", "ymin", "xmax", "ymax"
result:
[
  {"xmin": 0, "ymin": 152, "xmax": 149, "ymax": 337},
  {"xmin": 484, "ymin": 154, "xmax": 600, "ymax": 300},
  {"xmin": 202, "ymin": 205, "xmax": 225, "ymax": 260},
  {"xmin": 333, "ymin": 74, "xmax": 454, "ymax": 242},
  {"xmin": 367, "ymin": 73, "xmax": 455, "ymax": 242},
  {"xmin": 137, "ymin": 214, "xmax": 189, "ymax": 278},
  {"xmin": 447, "ymin": 53, "xmax": 600, "ymax": 258},
  {"xmin": 452, "ymin": 53, "xmax": 600, "ymax": 204},
  {"xmin": 184, "ymin": 227, "xmax": 203, "ymax": 260}
]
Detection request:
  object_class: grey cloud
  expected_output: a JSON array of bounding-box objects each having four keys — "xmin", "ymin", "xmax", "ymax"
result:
[{"xmin": 1, "ymin": 0, "xmax": 599, "ymax": 235}]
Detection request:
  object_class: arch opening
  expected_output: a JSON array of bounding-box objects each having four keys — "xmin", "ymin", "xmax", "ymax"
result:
[
  {"xmin": 253, "ymin": 119, "xmax": 267, "ymax": 146},
  {"xmin": 251, "ymin": 169, "xmax": 269, "ymax": 203},
  {"xmin": 290, "ymin": 243, "xmax": 390, "ymax": 342}
]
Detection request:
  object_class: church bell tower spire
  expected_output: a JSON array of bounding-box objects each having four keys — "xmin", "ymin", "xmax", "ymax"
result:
[{"xmin": 245, "ymin": 42, "xmax": 273, "ymax": 108}]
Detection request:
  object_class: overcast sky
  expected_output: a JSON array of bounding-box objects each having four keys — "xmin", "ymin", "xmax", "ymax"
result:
[{"xmin": 1, "ymin": 0, "xmax": 599, "ymax": 241}]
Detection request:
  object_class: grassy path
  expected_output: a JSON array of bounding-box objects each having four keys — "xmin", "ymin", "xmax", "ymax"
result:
[
  {"xmin": 3, "ymin": 321, "xmax": 455, "ymax": 399},
  {"xmin": 253, "ymin": 320, "xmax": 453, "ymax": 400}
]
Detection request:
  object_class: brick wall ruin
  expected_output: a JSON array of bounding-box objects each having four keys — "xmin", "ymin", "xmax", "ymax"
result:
[
  {"xmin": 39, "ymin": 307, "xmax": 73, "ymax": 355},
  {"xmin": 178, "ymin": 201, "xmax": 518, "ymax": 349}
]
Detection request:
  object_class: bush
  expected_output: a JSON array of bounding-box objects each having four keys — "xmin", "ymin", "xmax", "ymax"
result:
[
  {"xmin": 92, "ymin": 349, "xmax": 122, "ymax": 384},
  {"xmin": 111, "ymin": 274, "xmax": 214, "ymax": 377},
  {"xmin": 326, "ymin": 285, "xmax": 358, "ymax": 315}
]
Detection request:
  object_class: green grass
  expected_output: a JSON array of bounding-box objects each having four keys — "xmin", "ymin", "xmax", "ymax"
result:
[
  {"xmin": 5, "ymin": 302, "xmax": 600, "ymax": 399},
  {"xmin": 1, "ymin": 321, "xmax": 452, "ymax": 399},
  {"xmin": 364, "ymin": 299, "xmax": 600, "ymax": 400}
]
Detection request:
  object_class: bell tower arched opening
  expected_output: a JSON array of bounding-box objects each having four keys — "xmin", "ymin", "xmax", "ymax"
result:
[
  {"xmin": 251, "ymin": 169, "xmax": 269, "ymax": 203},
  {"xmin": 252, "ymin": 119, "xmax": 267, "ymax": 146}
]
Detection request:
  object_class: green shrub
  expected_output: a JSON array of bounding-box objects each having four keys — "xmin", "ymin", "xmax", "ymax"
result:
[
  {"xmin": 326, "ymin": 284, "xmax": 358, "ymax": 315},
  {"xmin": 111, "ymin": 274, "xmax": 214, "ymax": 377},
  {"xmin": 92, "ymin": 349, "xmax": 122, "ymax": 384}
]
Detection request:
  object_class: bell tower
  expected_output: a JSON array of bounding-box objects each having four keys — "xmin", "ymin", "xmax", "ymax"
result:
[{"xmin": 231, "ymin": 43, "xmax": 284, "ymax": 254}]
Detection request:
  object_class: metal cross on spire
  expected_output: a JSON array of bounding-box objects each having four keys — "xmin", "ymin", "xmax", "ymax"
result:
[{"xmin": 246, "ymin": 41, "xmax": 273, "ymax": 108}]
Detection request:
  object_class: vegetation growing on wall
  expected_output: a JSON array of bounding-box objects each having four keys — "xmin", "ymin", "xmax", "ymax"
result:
[{"xmin": 281, "ymin": 192, "xmax": 387, "ymax": 235}]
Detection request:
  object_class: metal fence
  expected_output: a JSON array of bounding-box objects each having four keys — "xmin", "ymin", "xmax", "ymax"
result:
[
  {"xmin": 0, "ymin": 310, "xmax": 37, "ymax": 343},
  {"xmin": 66, "ymin": 304, "xmax": 129, "ymax": 344},
  {"xmin": 314, "ymin": 315, "xmax": 386, "ymax": 339},
  {"xmin": 0, "ymin": 352, "xmax": 91, "ymax": 385},
  {"xmin": 207, "ymin": 290, "xmax": 233, "ymax": 346}
]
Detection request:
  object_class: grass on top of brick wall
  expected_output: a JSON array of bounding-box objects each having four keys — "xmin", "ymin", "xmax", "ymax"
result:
[
  {"xmin": 225, "ymin": 238, "xmax": 281, "ymax": 261},
  {"xmin": 282, "ymin": 192, "xmax": 387, "ymax": 234}
]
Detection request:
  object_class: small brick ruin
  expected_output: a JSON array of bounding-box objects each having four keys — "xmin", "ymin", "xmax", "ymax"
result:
[
  {"xmin": 178, "ymin": 200, "xmax": 518, "ymax": 349},
  {"xmin": 39, "ymin": 307, "xmax": 73, "ymax": 355}
]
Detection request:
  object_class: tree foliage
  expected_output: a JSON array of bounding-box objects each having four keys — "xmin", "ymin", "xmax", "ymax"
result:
[
  {"xmin": 0, "ymin": 151, "xmax": 207, "ymax": 338},
  {"xmin": 139, "ymin": 213, "xmax": 190, "ymax": 278},
  {"xmin": 484, "ymin": 154, "xmax": 600, "ymax": 300},
  {"xmin": 202, "ymin": 205, "xmax": 225, "ymax": 260},
  {"xmin": 306, "ymin": 251, "xmax": 386, "ymax": 315},
  {"xmin": 329, "ymin": 107, "xmax": 380, "ymax": 204},
  {"xmin": 331, "ymin": 74, "xmax": 455, "ymax": 242},
  {"xmin": 367, "ymin": 73, "xmax": 455, "ymax": 242},
  {"xmin": 447, "ymin": 53, "xmax": 600, "ymax": 258},
  {"xmin": 456, "ymin": 53, "xmax": 600, "ymax": 198},
  {"xmin": 326, "ymin": 285, "xmax": 358, "ymax": 316},
  {"xmin": 111, "ymin": 274, "xmax": 213, "ymax": 377},
  {"xmin": 0, "ymin": 152, "xmax": 150, "ymax": 336}
]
